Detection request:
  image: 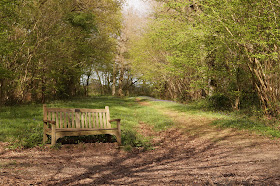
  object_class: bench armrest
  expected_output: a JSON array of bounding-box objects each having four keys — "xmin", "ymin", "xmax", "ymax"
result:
[
  {"xmin": 43, "ymin": 120, "xmax": 56, "ymax": 125},
  {"xmin": 109, "ymin": 119, "xmax": 121, "ymax": 123}
]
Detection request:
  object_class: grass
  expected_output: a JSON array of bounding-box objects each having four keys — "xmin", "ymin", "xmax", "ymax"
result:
[
  {"xmin": 0, "ymin": 104, "xmax": 43, "ymax": 148},
  {"xmin": 1, "ymin": 96, "xmax": 279, "ymax": 149},
  {"xmin": 140, "ymin": 96, "xmax": 280, "ymax": 139},
  {"xmin": 211, "ymin": 117, "xmax": 280, "ymax": 138},
  {"xmin": 0, "ymin": 96, "xmax": 173, "ymax": 149},
  {"xmin": 147, "ymin": 98, "xmax": 226, "ymax": 119}
]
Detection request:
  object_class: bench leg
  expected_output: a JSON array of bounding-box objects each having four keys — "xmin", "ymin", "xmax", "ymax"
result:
[
  {"xmin": 51, "ymin": 125, "xmax": 56, "ymax": 146},
  {"xmin": 116, "ymin": 121, "xmax": 121, "ymax": 146},
  {"xmin": 43, "ymin": 122, "xmax": 47, "ymax": 144},
  {"xmin": 51, "ymin": 135, "xmax": 56, "ymax": 146},
  {"xmin": 116, "ymin": 132, "xmax": 121, "ymax": 146},
  {"xmin": 43, "ymin": 130, "xmax": 47, "ymax": 144}
]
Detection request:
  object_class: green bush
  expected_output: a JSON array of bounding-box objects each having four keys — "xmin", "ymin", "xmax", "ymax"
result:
[
  {"xmin": 208, "ymin": 93, "xmax": 232, "ymax": 110},
  {"xmin": 121, "ymin": 129, "xmax": 152, "ymax": 151}
]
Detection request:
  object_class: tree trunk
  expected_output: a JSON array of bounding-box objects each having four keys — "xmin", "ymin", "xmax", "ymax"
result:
[
  {"xmin": 41, "ymin": 77, "xmax": 46, "ymax": 104},
  {"xmin": 245, "ymin": 47, "xmax": 278, "ymax": 116},
  {"xmin": 95, "ymin": 70, "xmax": 104, "ymax": 95},
  {"xmin": 118, "ymin": 63, "xmax": 124, "ymax": 97},
  {"xmin": 85, "ymin": 73, "xmax": 91, "ymax": 96},
  {"xmin": 0, "ymin": 79, "xmax": 3, "ymax": 104},
  {"xmin": 208, "ymin": 79, "xmax": 216, "ymax": 97}
]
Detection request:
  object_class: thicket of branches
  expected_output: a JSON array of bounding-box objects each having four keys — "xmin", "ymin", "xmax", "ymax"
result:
[
  {"xmin": 130, "ymin": 0, "xmax": 280, "ymax": 116},
  {"xmin": 0, "ymin": 0, "xmax": 123, "ymax": 104}
]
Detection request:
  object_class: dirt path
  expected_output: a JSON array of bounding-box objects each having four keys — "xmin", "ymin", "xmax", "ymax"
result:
[{"xmin": 1, "ymin": 101, "xmax": 280, "ymax": 185}]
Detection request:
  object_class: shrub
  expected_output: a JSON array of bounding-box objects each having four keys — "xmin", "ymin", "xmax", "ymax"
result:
[{"xmin": 208, "ymin": 93, "xmax": 232, "ymax": 110}]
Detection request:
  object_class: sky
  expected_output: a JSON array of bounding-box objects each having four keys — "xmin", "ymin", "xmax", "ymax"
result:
[{"xmin": 123, "ymin": 0, "xmax": 152, "ymax": 16}]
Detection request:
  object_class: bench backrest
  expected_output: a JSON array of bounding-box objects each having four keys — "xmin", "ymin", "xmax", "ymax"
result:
[{"xmin": 43, "ymin": 105, "xmax": 111, "ymax": 129}]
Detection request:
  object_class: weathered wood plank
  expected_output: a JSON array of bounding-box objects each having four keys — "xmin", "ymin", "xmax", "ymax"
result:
[
  {"xmin": 84, "ymin": 112, "xmax": 87, "ymax": 128},
  {"xmin": 105, "ymin": 106, "xmax": 111, "ymax": 128},
  {"xmin": 52, "ymin": 112, "xmax": 57, "ymax": 128},
  {"xmin": 59, "ymin": 112, "xmax": 62, "ymax": 128},
  {"xmin": 55, "ymin": 129, "xmax": 119, "ymax": 139},
  {"xmin": 76, "ymin": 109, "xmax": 106, "ymax": 113},
  {"xmin": 76, "ymin": 112, "xmax": 80, "ymax": 128},
  {"xmin": 47, "ymin": 111, "xmax": 51, "ymax": 121},
  {"xmin": 47, "ymin": 108, "xmax": 75, "ymax": 112},
  {"xmin": 43, "ymin": 105, "xmax": 47, "ymax": 121},
  {"xmin": 71, "ymin": 112, "xmax": 75, "ymax": 128},
  {"xmin": 67, "ymin": 112, "xmax": 69, "ymax": 128},
  {"xmin": 43, "ymin": 105, "xmax": 47, "ymax": 143},
  {"xmin": 51, "ymin": 123, "xmax": 56, "ymax": 145},
  {"xmin": 95, "ymin": 112, "xmax": 98, "ymax": 128},
  {"xmin": 92, "ymin": 112, "xmax": 95, "ymax": 128},
  {"xmin": 81, "ymin": 112, "xmax": 84, "ymax": 128},
  {"xmin": 47, "ymin": 108, "xmax": 106, "ymax": 113},
  {"xmin": 56, "ymin": 128, "xmax": 118, "ymax": 132},
  {"xmin": 99, "ymin": 112, "xmax": 102, "ymax": 129},
  {"xmin": 56, "ymin": 112, "xmax": 59, "ymax": 128},
  {"xmin": 88, "ymin": 112, "xmax": 91, "ymax": 128},
  {"xmin": 103, "ymin": 112, "xmax": 106, "ymax": 128},
  {"xmin": 63, "ymin": 112, "xmax": 67, "ymax": 128}
]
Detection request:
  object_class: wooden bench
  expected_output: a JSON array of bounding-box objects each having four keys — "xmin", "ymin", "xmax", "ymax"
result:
[{"xmin": 43, "ymin": 104, "xmax": 121, "ymax": 146}]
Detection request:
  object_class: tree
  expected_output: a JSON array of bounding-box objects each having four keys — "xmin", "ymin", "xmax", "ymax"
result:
[
  {"xmin": 130, "ymin": 0, "xmax": 280, "ymax": 116},
  {"xmin": 0, "ymin": 0, "xmax": 123, "ymax": 104}
]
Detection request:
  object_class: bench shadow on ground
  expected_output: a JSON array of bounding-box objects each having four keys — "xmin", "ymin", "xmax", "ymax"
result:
[
  {"xmin": 47, "ymin": 131, "xmax": 274, "ymax": 184},
  {"xmin": 1, "ymin": 128, "xmax": 273, "ymax": 185}
]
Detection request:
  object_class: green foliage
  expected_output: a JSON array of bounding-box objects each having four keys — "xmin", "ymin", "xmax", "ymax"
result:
[
  {"xmin": 67, "ymin": 12, "xmax": 97, "ymax": 32},
  {"xmin": 130, "ymin": 0, "xmax": 280, "ymax": 115},
  {"xmin": 0, "ymin": 64, "xmax": 13, "ymax": 79},
  {"xmin": 51, "ymin": 143, "xmax": 62, "ymax": 150},
  {"xmin": 121, "ymin": 129, "xmax": 152, "ymax": 151},
  {"xmin": 0, "ymin": 0, "xmax": 122, "ymax": 104},
  {"xmin": 208, "ymin": 93, "xmax": 232, "ymax": 111}
]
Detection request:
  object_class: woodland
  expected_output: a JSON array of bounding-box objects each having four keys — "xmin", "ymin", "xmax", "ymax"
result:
[
  {"xmin": 1, "ymin": 1, "xmax": 280, "ymax": 184},
  {"xmin": 1, "ymin": 0, "xmax": 280, "ymax": 117}
]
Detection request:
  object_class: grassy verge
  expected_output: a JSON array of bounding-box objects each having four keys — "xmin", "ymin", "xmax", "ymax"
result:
[
  {"xmin": 211, "ymin": 117, "xmax": 280, "ymax": 138},
  {"xmin": 0, "ymin": 96, "xmax": 173, "ymax": 149},
  {"xmin": 140, "ymin": 96, "xmax": 280, "ymax": 139},
  {"xmin": 145, "ymin": 98, "xmax": 226, "ymax": 119}
]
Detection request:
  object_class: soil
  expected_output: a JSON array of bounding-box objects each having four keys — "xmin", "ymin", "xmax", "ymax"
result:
[{"xmin": 1, "ymin": 101, "xmax": 280, "ymax": 185}]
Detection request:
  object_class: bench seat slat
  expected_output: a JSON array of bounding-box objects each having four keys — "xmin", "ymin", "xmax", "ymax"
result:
[
  {"xmin": 47, "ymin": 108, "xmax": 75, "ymax": 112},
  {"xmin": 95, "ymin": 112, "xmax": 98, "ymax": 128},
  {"xmin": 47, "ymin": 108, "xmax": 106, "ymax": 113},
  {"xmin": 77, "ymin": 109, "xmax": 106, "ymax": 113},
  {"xmin": 99, "ymin": 112, "xmax": 102, "ymax": 128},
  {"xmin": 55, "ymin": 128, "xmax": 118, "ymax": 132},
  {"xmin": 81, "ymin": 112, "xmax": 84, "ymax": 128},
  {"xmin": 89, "ymin": 112, "xmax": 91, "ymax": 128}
]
